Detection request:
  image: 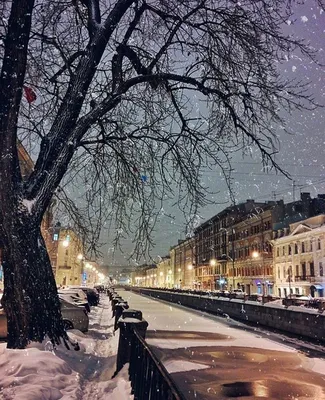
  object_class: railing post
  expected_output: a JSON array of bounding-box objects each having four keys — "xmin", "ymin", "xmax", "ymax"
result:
[
  {"xmin": 115, "ymin": 309, "xmax": 148, "ymax": 375},
  {"xmin": 114, "ymin": 301, "xmax": 129, "ymax": 331},
  {"xmin": 111, "ymin": 296, "xmax": 123, "ymax": 317}
]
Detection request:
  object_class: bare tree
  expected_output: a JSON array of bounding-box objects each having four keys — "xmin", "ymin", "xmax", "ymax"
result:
[{"xmin": 0, "ymin": 0, "xmax": 323, "ymax": 348}]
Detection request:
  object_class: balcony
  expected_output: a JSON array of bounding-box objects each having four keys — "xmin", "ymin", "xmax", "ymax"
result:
[{"xmin": 294, "ymin": 275, "xmax": 315, "ymax": 282}]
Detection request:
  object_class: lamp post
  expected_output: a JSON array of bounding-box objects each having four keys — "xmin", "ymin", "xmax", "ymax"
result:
[
  {"xmin": 178, "ymin": 268, "xmax": 182, "ymax": 288},
  {"xmin": 252, "ymin": 250, "xmax": 261, "ymax": 293},
  {"xmin": 288, "ymin": 266, "xmax": 292, "ymax": 299},
  {"xmin": 187, "ymin": 264, "xmax": 193, "ymax": 290},
  {"xmin": 231, "ymin": 228, "xmax": 235, "ymax": 290},
  {"xmin": 77, "ymin": 253, "xmax": 84, "ymax": 285},
  {"xmin": 209, "ymin": 259, "xmax": 216, "ymax": 290}
]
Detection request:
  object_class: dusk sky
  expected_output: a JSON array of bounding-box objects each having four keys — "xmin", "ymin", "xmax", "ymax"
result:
[{"xmin": 101, "ymin": 3, "xmax": 325, "ymax": 266}]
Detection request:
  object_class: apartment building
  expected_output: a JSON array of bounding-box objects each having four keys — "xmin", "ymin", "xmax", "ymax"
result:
[{"xmin": 273, "ymin": 214, "xmax": 325, "ymax": 298}]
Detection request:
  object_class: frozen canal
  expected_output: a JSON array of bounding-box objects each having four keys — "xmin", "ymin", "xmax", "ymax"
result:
[{"xmin": 119, "ymin": 289, "xmax": 325, "ymax": 399}]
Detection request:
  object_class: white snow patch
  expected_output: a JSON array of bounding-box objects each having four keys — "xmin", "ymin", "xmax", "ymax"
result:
[
  {"xmin": 164, "ymin": 359, "xmax": 209, "ymax": 374},
  {"xmin": 301, "ymin": 15, "xmax": 308, "ymax": 23},
  {"xmin": 22, "ymin": 198, "xmax": 36, "ymax": 214},
  {"xmin": 82, "ymin": 364, "xmax": 133, "ymax": 400},
  {"xmin": 0, "ymin": 296, "xmax": 132, "ymax": 400},
  {"xmin": 292, "ymin": 65, "xmax": 297, "ymax": 72},
  {"xmin": 0, "ymin": 344, "xmax": 81, "ymax": 399}
]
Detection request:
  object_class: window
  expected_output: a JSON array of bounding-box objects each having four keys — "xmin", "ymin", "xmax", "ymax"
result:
[
  {"xmin": 310, "ymin": 240, "xmax": 313, "ymax": 252},
  {"xmin": 295, "ymin": 265, "xmax": 299, "ymax": 277},
  {"xmin": 277, "ymin": 247, "xmax": 280, "ymax": 257},
  {"xmin": 53, "ymin": 233, "xmax": 58, "ymax": 241},
  {"xmin": 288, "ymin": 245, "xmax": 291, "ymax": 255},
  {"xmin": 282, "ymin": 246, "xmax": 285, "ymax": 256},
  {"xmin": 294, "ymin": 244, "xmax": 298, "ymax": 254},
  {"xmin": 317, "ymin": 238, "xmax": 321, "ymax": 250},
  {"xmin": 295, "ymin": 288, "xmax": 300, "ymax": 295},
  {"xmin": 301, "ymin": 242, "xmax": 305, "ymax": 253},
  {"xmin": 65, "ymin": 249, "xmax": 69, "ymax": 256},
  {"xmin": 301, "ymin": 262, "xmax": 306, "ymax": 279},
  {"xmin": 320, "ymin": 262, "xmax": 323, "ymax": 277},
  {"xmin": 310, "ymin": 262, "xmax": 315, "ymax": 277}
]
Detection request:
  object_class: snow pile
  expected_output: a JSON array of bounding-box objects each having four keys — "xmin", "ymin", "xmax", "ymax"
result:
[
  {"xmin": 0, "ymin": 295, "xmax": 133, "ymax": 400},
  {"xmin": 0, "ymin": 344, "xmax": 81, "ymax": 399},
  {"xmin": 82, "ymin": 364, "xmax": 133, "ymax": 400}
]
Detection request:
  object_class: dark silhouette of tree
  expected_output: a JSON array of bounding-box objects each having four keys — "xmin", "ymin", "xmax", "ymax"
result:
[{"xmin": 0, "ymin": 0, "xmax": 323, "ymax": 348}]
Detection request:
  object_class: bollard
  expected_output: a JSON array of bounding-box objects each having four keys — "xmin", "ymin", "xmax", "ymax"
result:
[
  {"xmin": 112, "ymin": 297, "xmax": 123, "ymax": 317},
  {"xmin": 115, "ymin": 309, "xmax": 148, "ymax": 375},
  {"xmin": 108, "ymin": 290, "xmax": 118, "ymax": 300},
  {"xmin": 114, "ymin": 301, "xmax": 129, "ymax": 331}
]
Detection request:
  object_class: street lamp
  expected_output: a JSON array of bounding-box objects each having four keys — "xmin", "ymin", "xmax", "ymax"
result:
[
  {"xmin": 77, "ymin": 253, "xmax": 85, "ymax": 284},
  {"xmin": 287, "ymin": 266, "xmax": 292, "ymax": 299},
  {"xmin": 252, "ymin": 251, "xmax": 259, "ymax": 259},
  {"xmin": 62, "ymin": 239, "xmax": 69, "ymax": 247},
  {"xmin": 252, "ymin": 250, "xmax": 266, "ymax": 298}
]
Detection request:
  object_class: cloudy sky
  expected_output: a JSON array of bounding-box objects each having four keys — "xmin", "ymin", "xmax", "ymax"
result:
[{"xmin": 101, "ymin": 2, "xmax": 325, "ymax": 266}]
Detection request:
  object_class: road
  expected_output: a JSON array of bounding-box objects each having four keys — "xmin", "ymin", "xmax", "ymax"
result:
[{"xmin": 119, "ymin": 289, "xmax": 325, "ymax": 400}]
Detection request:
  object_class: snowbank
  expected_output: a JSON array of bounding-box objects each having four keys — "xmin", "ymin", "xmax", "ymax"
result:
[{"xmin": 0, "ymin": 296, "xmax": 133, "ymax": 400}]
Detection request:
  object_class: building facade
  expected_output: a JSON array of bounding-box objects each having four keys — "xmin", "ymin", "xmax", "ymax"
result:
[
  {"xmin": 229, "ymin": 207, "xmax": 274, "ymax": 295},
  {"xmin": 273, "ymin": 214, "xmax": 325, "ymax": 298},
  {"xmin": 194, "ymin": 200, "xmax": 271, "ymax": 291},
  {"xmin": 157, "ymin": 256, "xmax": 173, "ymax": 287},
  {"xmin": 172, "ymin": 238, "xmax": 195, "ymax": 289},
  {"xmin": 48, "ymin": 225, "xmax": 84, "ymax": 287}
]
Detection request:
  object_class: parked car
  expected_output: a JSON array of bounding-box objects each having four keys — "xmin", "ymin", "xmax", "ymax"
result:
[
  {"xmin": 94, "ymin": 284, "xmax": 105, "ymax": 293},
  {"xmin": 58, "ymin": 289, "xmax": 90, "ymax": 311},
  {"xmin": 69, "ymin": 286, "xmax": 100, "ymax": 306},
  {"xmin": 0, "ymin": 298, "xmax": 89, "ymax": 339},
  {"xmin": 59, "ymin": 293, "xmax": 90, "ymax": 313},
  {"xmin": 60, "ymin": 298, "xmax": 89, "ymax": 332}
]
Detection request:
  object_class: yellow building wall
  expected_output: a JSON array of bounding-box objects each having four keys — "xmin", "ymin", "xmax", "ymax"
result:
[{"xmin": 54, "ymin": 229, "xmax": 84, "ymax": 287}]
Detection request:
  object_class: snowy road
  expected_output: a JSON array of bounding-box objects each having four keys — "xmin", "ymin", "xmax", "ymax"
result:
[{"xmin": 119, "ymin": 289, "xmax": 325, "ymax": 400}]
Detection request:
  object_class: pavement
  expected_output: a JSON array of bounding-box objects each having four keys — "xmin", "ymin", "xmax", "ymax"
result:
[{"xmin": 119, "ymin": 289, "xmax": 325, "ymax": 400}]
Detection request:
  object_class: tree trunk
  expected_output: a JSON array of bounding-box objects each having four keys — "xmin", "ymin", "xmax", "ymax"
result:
[{"xmin": 1, "ymin": 217, "xmax": 67, "ymax": 349}]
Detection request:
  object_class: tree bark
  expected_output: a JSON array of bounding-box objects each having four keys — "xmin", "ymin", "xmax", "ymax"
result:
[{"xmin": 0, "ymin": 216, "xmax": 67, "ymax": 349}]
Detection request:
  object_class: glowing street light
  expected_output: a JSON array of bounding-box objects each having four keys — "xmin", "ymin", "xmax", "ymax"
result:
[
  {"xmin": 209, "ymin": 259, "xmax": 216, "ymax": 267},
  {"xmin": 252, "ymin": 251, "xmax": 259, "ymax": 259},
  {"xmin": 62, "ymin": 240, "xmax": 69, "ymax": 247}
]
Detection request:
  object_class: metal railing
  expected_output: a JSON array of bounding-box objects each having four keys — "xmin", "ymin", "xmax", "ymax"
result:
[
  {"xmin": 294, "ymin": 275, "xmax": 315, "ymax": 282},
  {"xmin": 129, "ymin": 328, "xmax": 186, "ymax": 400}
]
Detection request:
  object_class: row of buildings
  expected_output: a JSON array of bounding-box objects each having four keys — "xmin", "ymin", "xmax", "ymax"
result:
[
  {"xmin": 131, "ymin": 193, "xmax": 325, "ymax": 298},
  {"xmin": 0, "ymin": 143, "xmax": 100, "ymax": 290}
]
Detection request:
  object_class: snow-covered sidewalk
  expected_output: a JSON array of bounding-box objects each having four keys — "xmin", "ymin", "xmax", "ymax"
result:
[{"xmin": 0, "ymin": 296, "xmax": 133, "ymax": 400}]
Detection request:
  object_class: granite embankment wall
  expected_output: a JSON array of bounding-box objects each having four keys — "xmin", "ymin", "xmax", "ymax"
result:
[{"xmin": 128, "ymin": 288, "xmax": 325, "ymax": 343}]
